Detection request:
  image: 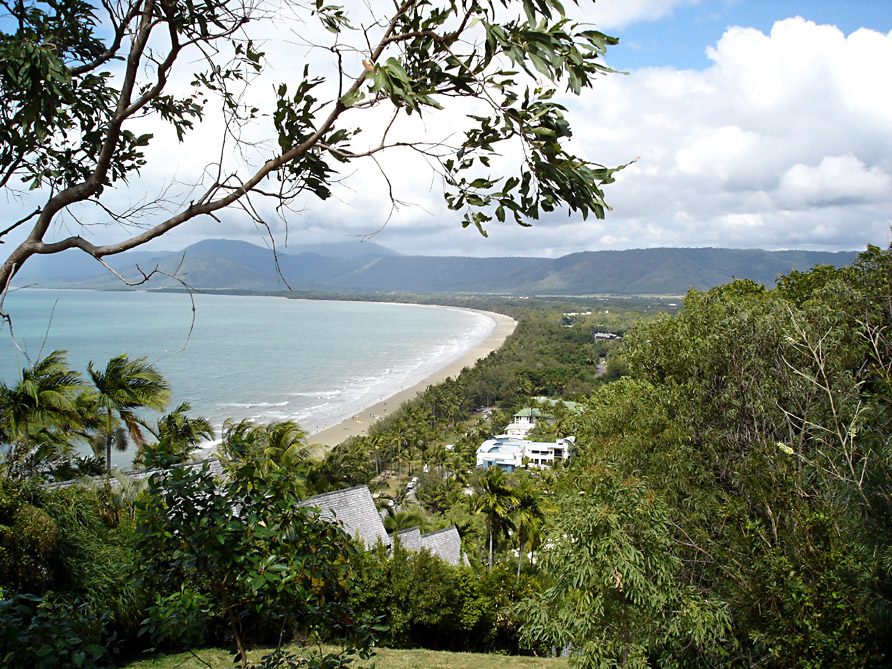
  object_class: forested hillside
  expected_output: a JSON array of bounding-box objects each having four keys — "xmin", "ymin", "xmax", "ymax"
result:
[
  {"xmin": 14, "ymin": 239, "xmax": 857, "ymax": 296},
  {"xmin": 518, "ymin": 244, "xmax": 892, "ymax": 665},
  {"xmin": 1, "ymin": 245, "xmax": 890, "ymax": 668}
]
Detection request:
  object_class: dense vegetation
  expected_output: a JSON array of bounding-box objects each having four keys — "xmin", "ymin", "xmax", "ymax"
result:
[
  {"xmin": 1, "ymin": 243, "xmax": 890, "ymax": 667},
  {"xmin": 517, "ymin": 244, "xmax": 892, "ymax": 666}
]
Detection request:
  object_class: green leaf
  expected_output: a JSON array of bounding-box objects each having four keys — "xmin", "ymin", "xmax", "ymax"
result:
[{"xmin": 340, "ymin": 89, "xmax": 364, "ymax": 108}]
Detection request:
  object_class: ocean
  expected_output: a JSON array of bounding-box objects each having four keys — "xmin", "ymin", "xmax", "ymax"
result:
[{"xmin": 0, "ymin": 289, "xmax": 494, "ymax": 467}]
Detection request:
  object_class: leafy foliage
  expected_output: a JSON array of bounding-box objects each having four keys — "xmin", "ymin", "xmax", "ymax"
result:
[
  {"xmin": 0, "ymin": 593, "xmax": 117, "ymax": 668},
  {"xmin": 351, "ymin": 543, "xmax": 533, "ymax": 653},
  {"xmin": 1, "ymin": 0, "xmax": 624, "ymax": 293},
  {"xmin": 0, "ymin": 477, "xmax": 141, "ymax": 664},
  {"xmin": 517, "ymin": 464, "xmax": 730, "ymax": 667},
  {"xmin": 557, "ymin": 243, "xmax": 892, "ymax": 664},
  {"xmin": 0, "ymin": 351, "xmax": 84, "ymax": 476},
  {"xmin": 0, "ymin": 480, "xmax": 59, "ymax": 592},
  {"xmin": 136, "ymin": 452, "xmax": 375, "ymax": 668}
]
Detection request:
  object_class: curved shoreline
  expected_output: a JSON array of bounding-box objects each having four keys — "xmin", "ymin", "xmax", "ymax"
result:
[{"xmin": 308, "ymin": 310, "xmax": 517, "ymax": 449}]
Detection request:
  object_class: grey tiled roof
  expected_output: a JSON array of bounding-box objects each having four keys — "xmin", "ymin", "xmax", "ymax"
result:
[
  {"xmin": 393, "ymin": 526, "xmax": 423, "ymax": 551},
  {"xmin": 307, "ymin": 486, "xmax": 467, "ymax": 565},
  {"xmin": 300, "ymin": 485, "xmax": 390, "ymax": 548},
  {"xmin": 420, "ymin": 526, "xmax": 468, "ymax": 566},
  {"xmin": 389, "ymin": 525, "xmax": 466, "ymax": 565}
]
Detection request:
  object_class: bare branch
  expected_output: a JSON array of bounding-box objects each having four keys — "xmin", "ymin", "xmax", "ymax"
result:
[{"xmin": 0, "ymin": 208, "xmax": 42, "ymax": 241}]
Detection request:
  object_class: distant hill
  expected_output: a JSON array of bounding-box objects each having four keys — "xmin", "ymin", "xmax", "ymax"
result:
[
  {"xmin": 491, "ymin": 248, "xmax": 859, "ymax": 295},
  {"xmin": 13, "ymin": 239, "xmax": 860, "ymax": 296}
]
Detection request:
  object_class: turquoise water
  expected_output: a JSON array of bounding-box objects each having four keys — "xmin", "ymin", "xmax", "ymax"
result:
[{"xmin": 0, "ymin": 290, "xmax": 494, "ymax": 466}]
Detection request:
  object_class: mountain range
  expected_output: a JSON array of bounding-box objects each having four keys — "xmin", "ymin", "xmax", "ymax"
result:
[{"xmin": 13, "ymin": 239, "xmax": 860, "ymax": 296}]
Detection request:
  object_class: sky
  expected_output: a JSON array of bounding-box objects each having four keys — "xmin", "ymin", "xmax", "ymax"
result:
[{"xmin": 4, "ymin": 0, "xmax": 892, "ymax": 259}]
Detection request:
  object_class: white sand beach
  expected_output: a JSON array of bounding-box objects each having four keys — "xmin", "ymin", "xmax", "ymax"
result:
[{"xmin": 308, "ymin": 310, "xmax": 516, "ymax": 449}]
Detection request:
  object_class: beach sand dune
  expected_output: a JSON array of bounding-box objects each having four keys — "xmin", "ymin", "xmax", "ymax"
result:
[{"xmin": 309, "ymin": 310, "xmax": 516, "ymax": 450}]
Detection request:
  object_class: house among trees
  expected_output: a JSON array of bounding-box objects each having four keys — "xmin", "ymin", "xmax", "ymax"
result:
[
  {"xmin": 505, "ymin": 400, "xmax": 581, "ymax": 439},
  {"xmin": 302, "ymin": 484, "xmax": 467, "ymax": 566},
  {"xmin": 505, "ymin": 407, "xmax": 547, "ymax": 438},
  {"xmin": 50, "ymin": 462, "xmax": 466, "ymax": 566},
  {"xmin": 476, "ymin": 435, "xmax": 575, "ymax": 472}
]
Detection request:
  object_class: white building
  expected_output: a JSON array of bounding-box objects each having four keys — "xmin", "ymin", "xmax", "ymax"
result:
[
  {"xmin": 475, "ymin": 435, "xmax": 575, "ymax": 472},
  {"xmin": 504, "ymin": 407, "xmax": 546, "ymax": 438},
  {"xmin": 503, "ymin": 401, "xmax": 582, "ymax": 439}
]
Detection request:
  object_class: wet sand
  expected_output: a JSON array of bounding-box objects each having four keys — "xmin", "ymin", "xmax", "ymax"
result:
[{"xmin": 308, "ymin": 310, "xmax": 516, "ymax": 450}]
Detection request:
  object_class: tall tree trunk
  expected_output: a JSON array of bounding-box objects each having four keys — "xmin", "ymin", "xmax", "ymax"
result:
[
  {"xmin": 517, "ymin": 529, "xmax": 524, "ymax": 579},
  {"xmin": 488, "ymin": 527, "xmax": 494, "ymax": 572},
  {"xmin": 105, "ymin": 409, "xmax": 113, "ymax": 471},
  {"xmin": 220, "ymin": 583, "xmax": 247, "ymax": 669}
]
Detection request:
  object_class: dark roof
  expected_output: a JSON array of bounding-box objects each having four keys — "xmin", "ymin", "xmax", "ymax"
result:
[
  {"xmin": 420, "ymin": 526, "xmax": 468, "ymax": 566},
  {"xmin": 300, "ymin": 485, "xmax": 390, "ymax": 548},
  {"xmin": 394, "ymin": 526, "xmax": 423, "ymax": 551}
]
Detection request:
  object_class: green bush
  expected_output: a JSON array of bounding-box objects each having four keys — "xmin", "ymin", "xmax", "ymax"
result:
[
  {"xmin": 0, "ymin": 592, "xmax": 117, "ymax": 668},
  {"xmin": 352, "ymin": 544, "xmax": 533, "ymax": 653},
  {"xmin": 0, "ymin": 500, "xmax": 59, "ymax": 592},
  {"xmin": 136, "ymin": 454, "xmax": 376, "ymax": 668}
]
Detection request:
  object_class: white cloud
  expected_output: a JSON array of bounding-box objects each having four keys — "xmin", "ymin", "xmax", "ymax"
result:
[
  {"xmin": 3, "ymin": 9, "xmax": 891, "ymax": 260},
  {"xmin": 587, "ymin": 0, "xmax": 701, "ymax": 30},
  {"xmin": 777, "ymin": 155, "xmax": 892, "ymax": 209},
  {"xmin": 675, "ymin": 125, "xmax": 761, "ymax": 181},
  {"xmin": 558, "ymin": 16, "xmax": 892, "ymax": 256}
]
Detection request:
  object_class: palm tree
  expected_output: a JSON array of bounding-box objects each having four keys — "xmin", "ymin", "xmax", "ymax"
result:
[
  {"xmin": 428, "ymin": 443, "xmax": 448, "ymax": 478},
  {"xmin": 220, "ymin": 418, "xmax": 309, "ymax": 478},
  {"xmin": 368, "ymin": 432, "xmax": 386, "ymax": 475},
  {"xmin": 137, "ymin": 402, "xmax": 214, "ymax": 466},
  {"xmin": 86, "ymin": 423, "xmax": 128, "ymax": 462},
  {"xmin": 474, "ymin": 466, "xmax": 518, "ymax": 571},
  {"xmin": 389, "ymin": 419, "xmax": 410, "ymax": 485},
  {"xmin": 383, "ymin": 506, "xmax": 427, "ymax": 533},
  {"xmin": 546, "ymin": 400, "xmax": 576, "ymax": 440},
  {"xmin": 0, "ymin": 350, "xmax": 83, "ymax": 473},
  {"xmin": 511, "ymin": 472, "xmax": 548, "ymax": 578},
  {"xmin": 87, "ymin": 354, "xmax": 171, "ymax": 471},
  {"xmin": 157, "ymin": 402, "xmax": 214, "ymax": 454}
]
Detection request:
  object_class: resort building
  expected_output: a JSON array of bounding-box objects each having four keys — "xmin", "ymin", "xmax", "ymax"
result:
[
  {"xmin": 504, "ymin": 399, "xmax": 582, "ymax": 439},
  {"xmin": 504, "ymin": 407, "xmax": 547, "ymax": 438},
  {"xmin": 475, "ymin": 435, "xmax": 575, "ymax": 472}
]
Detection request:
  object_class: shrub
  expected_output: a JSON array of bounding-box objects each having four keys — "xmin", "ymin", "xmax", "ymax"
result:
[{"xmin": 0, "ymin": 592, "xmax": 117, "ymax": 668}]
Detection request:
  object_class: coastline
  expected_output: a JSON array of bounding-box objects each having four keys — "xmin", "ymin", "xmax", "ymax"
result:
[{"xmin": 308, "ymin": 310, "xmax": 516, "ymax": 450}]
